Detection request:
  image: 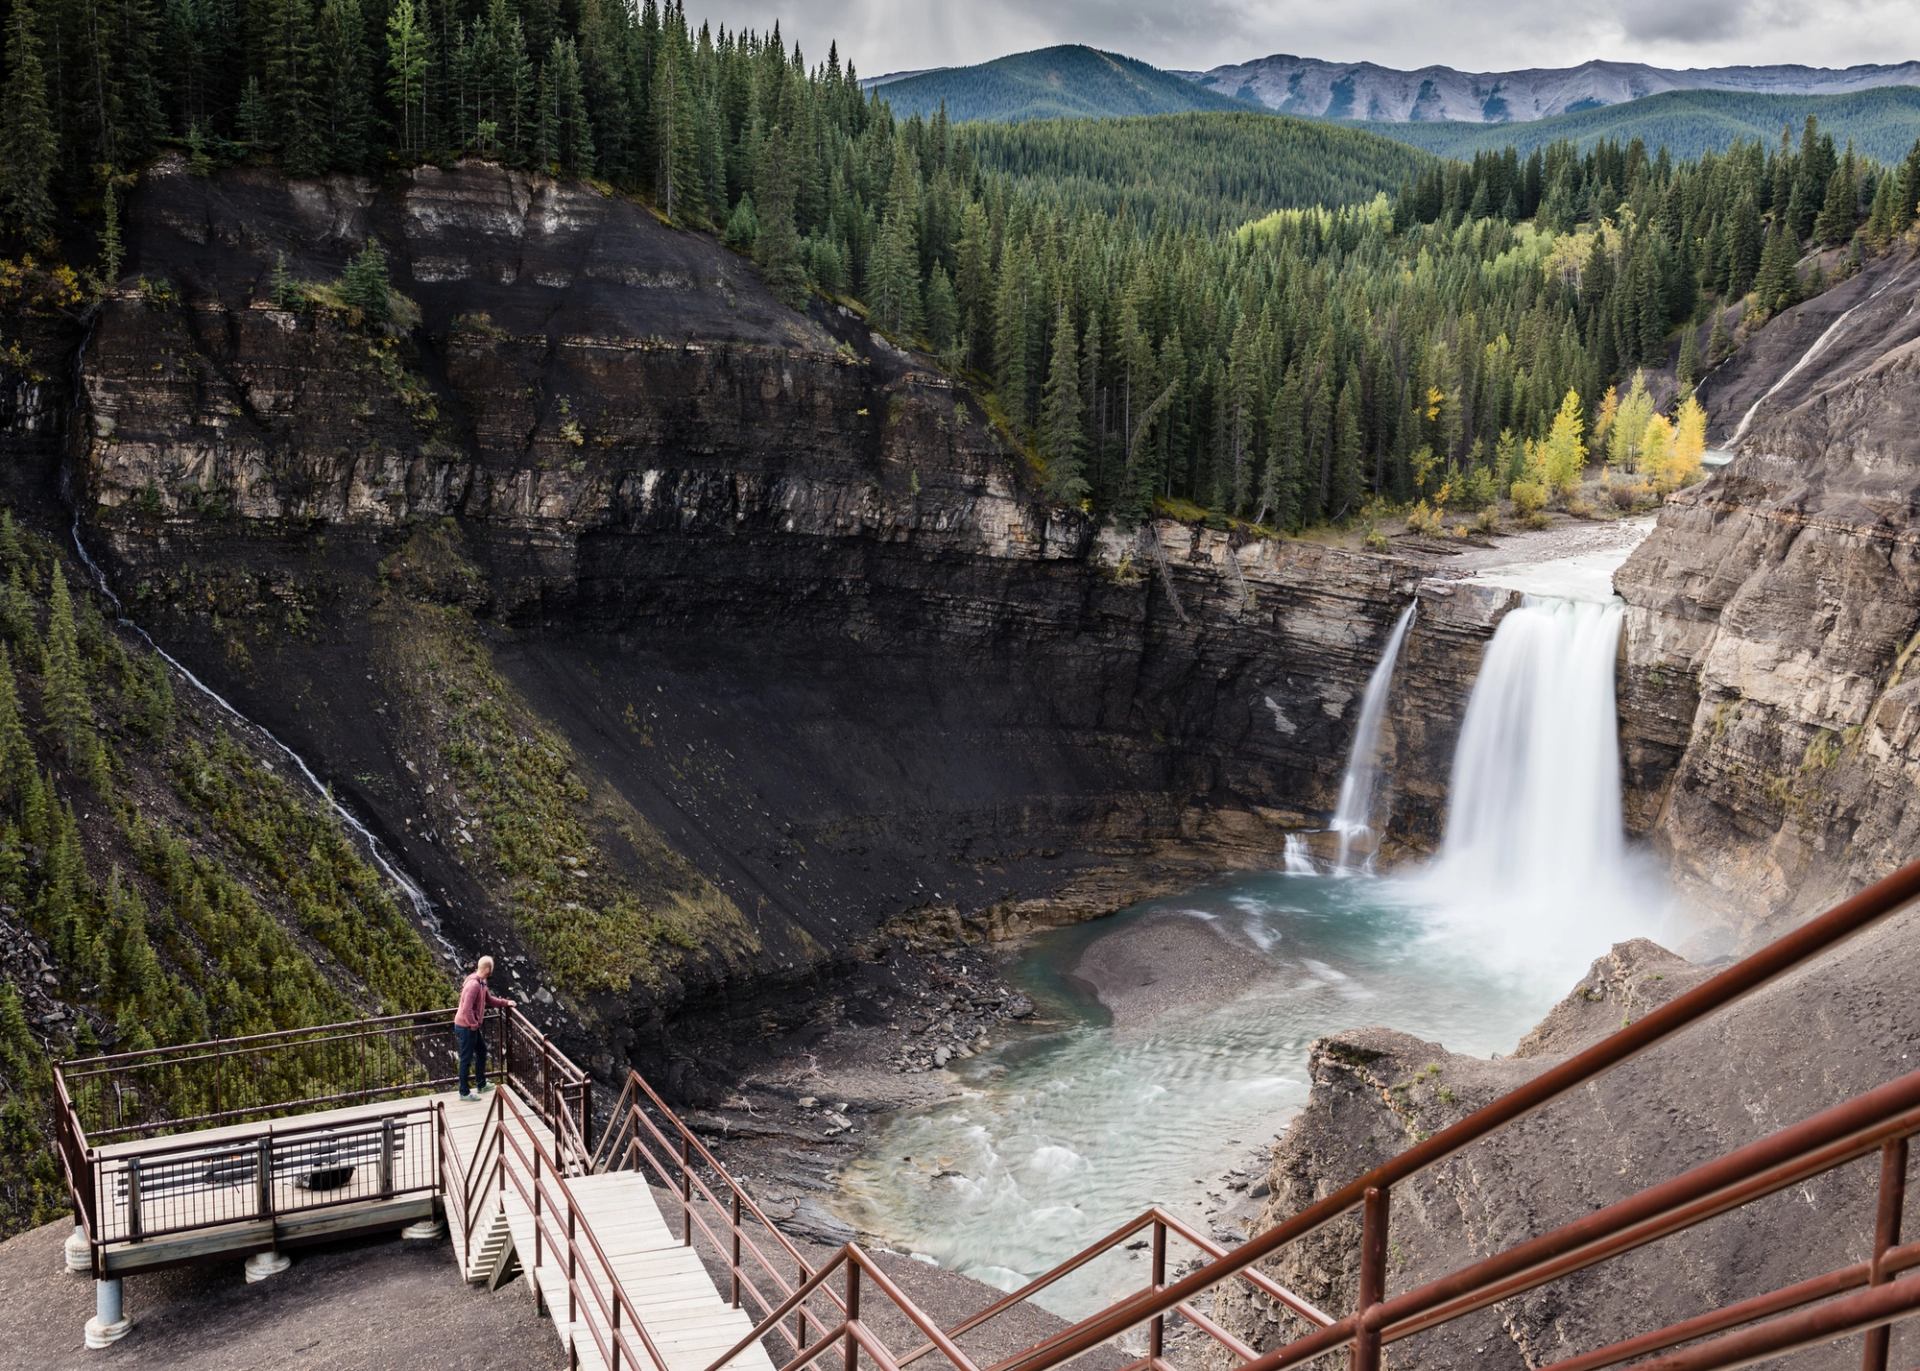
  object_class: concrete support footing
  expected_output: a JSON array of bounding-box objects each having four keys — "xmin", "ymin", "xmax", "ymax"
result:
[
  {"xmin": 84, "ymin": 1278, "xmax": 131, "ymax": 1349},
  {"xmin": 243, "ymin": 1250, "xmax": 291, "ymax": 1283},
  {"xmin": 65, "ymin": 1226, "xmax": 91, "ymax": 1275},
  {"xmin": 400, "ymin": 1219, "xmax": 446, "ymax": 1241}
]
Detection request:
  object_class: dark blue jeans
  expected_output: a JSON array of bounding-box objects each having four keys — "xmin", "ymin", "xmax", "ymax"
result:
[{"xmin": 455, "ymin": 1025, "xmax": 488, "ymax": 1094}]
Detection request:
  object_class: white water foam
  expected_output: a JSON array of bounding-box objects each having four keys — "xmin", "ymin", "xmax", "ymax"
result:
[{"xmin": 1331, "ymin": 603, "xmax": 1417, "ymax": 873}]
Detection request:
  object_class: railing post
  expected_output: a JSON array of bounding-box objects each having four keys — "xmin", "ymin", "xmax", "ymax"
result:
[
  {"xmin": 612, "ymin": 1289, "xmax": 624, "ymax": 1371},
  {"xmin": 258, "ymin": 1135, "xmax": 276, "ymax": 1223},
  {"xmin": 731, "ymin": 1192, "xmax": 743, "ymax": 1308},
  {"xmin": 844, "ymin": 1259, "xmax": 861, "ymax": 1371},
  {"xmin": 793, "ymin": 1257, "xmax": 807, "ymax": 1351},
  {"xmin": 1149, "ymin": 1218, "xmax": 1167, "ymax": 1362},
  {"xmin": 567, "ymin": 1204, "xmax": 578, "ymax": 1329},
  {"xmin": 681, "ymin": 1135, "xmax": 693, "ymax": 1246},
  {"xmin": 1351, "ymin": 1186, "xmax": 1390, "ymax": 1371},
  {"xmin": 126, "ymin": 1159, "xmax": 143, "ymax": 1243},
  {"xmin": 1861, "ymin": 1137, "xmax": 1909, "ymax": 1371},
  {"xmin": 533, "ymin": 1144, "xmax": 545, "ymax": 1308},
  {"xmin": 380, "ymin": 1118, "xmax": 396, "ymax": 1199}
]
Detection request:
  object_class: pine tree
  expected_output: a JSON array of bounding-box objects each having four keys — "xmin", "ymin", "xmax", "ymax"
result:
[
  {"xmin": 265, "ymin": 0, "xmax": 324, "ymax": 176},
  {"xmin": 42, "ymin": 569, "xmax": 105, "ymax": 784},
  {"xmin": 1676, "ymin": 326, "xmax": 1701, "ymax": 388},
  {"xmin": 924, "ymin": 265, "xmax": 959, "ymax": 360},
  {"xmin": 866, "ymin": 143, "xmax": 922, "ymax": 337},
  {"xmin": 1812, "ymin": 153, "xmax": 1858, "ymax": 246},
  {"xmin": 315, "ymin": 0, "xmax": 375, "ymax": 170},
  {"xmin": 992, "ymin": 242, "xmax": 1032, "ymax": 432},
  {"xmin": 340, "ymin": 239, "xmax": 391, "ymax": 326},
  {"xmin": 751, "ymin": 126, "xmax": 807, "ymax": 309},
  {"xmin": 1039, "ymin": 301, "xmax": 1087, "ymax": 505},
  {"xmin": 386, "ymin": 0, "xmax": 431, "ymax": 157},
  {"xmin": 1753, "ymin": 226, "xmax": 1801, "ymax": 316},
  {"xmin": 1260, "ymin": 372, "xmax": 1303, "ymax": 531},
  {"xmin": 1327, "ymin": 375, "xmax": 1364, "ymax": 520},
  {"xmin": 650, "ymin": 32, "xmax": 696, "ymax": 219},
  {"xmin": 0, "ymin": 0, "xmax": 58, "ymax": 243}
]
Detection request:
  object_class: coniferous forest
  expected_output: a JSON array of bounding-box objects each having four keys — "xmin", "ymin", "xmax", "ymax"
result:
[{"xmin": 2, "ymin": 0, "xmax": 1919, "ymax": 529}]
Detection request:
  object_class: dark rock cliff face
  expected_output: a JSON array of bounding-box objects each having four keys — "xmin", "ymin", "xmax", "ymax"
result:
[
  {"xmin": 53, "ymin": 158, "xmax": 1495, "ymax": 1067},
  {"xmin": 1619, "ymin": 245, "xmax": 1920, "ymax": 938}
]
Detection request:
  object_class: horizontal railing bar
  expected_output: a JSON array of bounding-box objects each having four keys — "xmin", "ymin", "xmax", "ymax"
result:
[
  {"xmin": 1150, "ymin": 1207, "xmax": 1333, "ymax": 1328},
  {"xmin": 1173, "ymin": 1300, "xmax": 1258, "ymax": 1360},
  {"xmin": 1621, "ymin": 1271, "xmax": 1920, "ymax": 1371},
  {"xmin": 1373, "ymin": 1082, "xmax": 1920, "ymax": 1345}
]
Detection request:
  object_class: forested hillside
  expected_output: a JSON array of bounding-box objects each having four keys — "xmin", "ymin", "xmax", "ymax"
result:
[
  {"xmin": 960, "ymin": 112, "xmax": 1434, "ymax": 231},
  {"xmin": 1358, "ymin": 88, "xmax": 1920, "ymax": 164},
  {"xmin": 1, "ymin": 0, "xmax": 1917, "ymax": 530},
  {"xmin": 868, "ymin": 46, "xmax": 1252, "ymax": 123},
  {"xmin": 0, "ymin": 510, "xmax": 445, "ymax": 1234}
]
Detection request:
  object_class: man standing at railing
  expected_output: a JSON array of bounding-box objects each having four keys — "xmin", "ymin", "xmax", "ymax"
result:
[{"xmin": 454, "ymin": 956, "xmax": 516, "ymax": 1101}]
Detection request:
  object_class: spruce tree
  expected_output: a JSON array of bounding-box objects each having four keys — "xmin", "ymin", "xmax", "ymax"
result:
[
  {"xmin": 42, "ymin": 569, "xmax": 105, "ymax": 785},
  {"xmin": 386, "ymin": 0, "xmax": 431, "ymax": 157},
  {"xmin": 751, "ymin": 126, "xmax": 807, "ymax": 309},
  {"xmin": 316, "ymin": 0, "xmax": 374, "ymax": 170},
  {"xmin": 1812, "ymin": 154, "xmax": 1858, "ymax": 246},
  {"xmin": 1039, "ymin": 301, "xmax": 1087, "ymax": 505},
  {"xmin": 0, "ymin": 0, "xmax": 58, "ymax": 244},
  {"xmin": 340, "ymin": 239, "xmax": 391, "ymax": 326},
  {"xmin": 923, "ymin": 265, "xmax": 959, "ymax": 360}
]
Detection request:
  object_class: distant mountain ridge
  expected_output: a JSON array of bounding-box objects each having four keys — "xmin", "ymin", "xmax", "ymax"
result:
[
  {"xmin": 866, "ymin": 46, "xmax": 1255, "ymax": 122},
  {"xmin": 1354, "ymin": 87, "xmax": 1920, "ymax": 163},
  {"xmin": 1191, "ymin": 54, "xmax": 1920, "ymax": 124}
]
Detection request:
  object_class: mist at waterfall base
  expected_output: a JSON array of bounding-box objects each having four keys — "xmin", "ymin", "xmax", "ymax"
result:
[{"xmin": 835, "ymin": 586, "xmax": 1683, "ymax": 1318}]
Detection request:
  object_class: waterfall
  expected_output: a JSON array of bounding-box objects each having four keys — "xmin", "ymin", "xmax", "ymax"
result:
[
  {"xmin": 1282, "ymin": 834, "xmax": 1315, "ymax": 875},
  {"xmin": 1728, "ymin": 275, "xmax": 1899, "ymax": 447},
  {"xmin": 1418, "ymin": 594, "xmax": 1650, "ymax": 978},
  {"xmin": 1330, "ymin": 603, "xmax": 1416, "ymax": 874},
  {"xmin": 67, "ymin": 518, "xmax": 456, "ymax": 963}
]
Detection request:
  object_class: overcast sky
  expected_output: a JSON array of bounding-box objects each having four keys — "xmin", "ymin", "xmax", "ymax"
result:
[{"xmin": 687, "ymin": 1, "xmax": 1914, "ymax": 78}]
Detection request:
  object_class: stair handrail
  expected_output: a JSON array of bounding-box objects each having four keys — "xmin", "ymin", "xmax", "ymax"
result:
[
  {"xmin": 607, "ymin": 1075, "xmax": 846, "ymax": 1354},
  {"xmin": 494, "ymin": 1084, "xmax": 675, "ymax": 1371},
  {"xmin": 893, "ymin": 1205, "xmax": 1329, "ymax": 1370}
]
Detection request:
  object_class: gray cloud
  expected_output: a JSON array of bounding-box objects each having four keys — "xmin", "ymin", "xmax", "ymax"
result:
[{"xmin": 687, "ymin": 0, "xmax": 1917, "ymax": 79}]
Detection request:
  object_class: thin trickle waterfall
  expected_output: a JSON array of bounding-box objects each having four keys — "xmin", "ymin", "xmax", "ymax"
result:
[
  {"xmin": 1331, "ymin": 603, "xmax": 1417, "ymax": 873},
  {"xmin": 1420, "ymin": 595, "xmax": 1642, "ymax": 975},
  {"xmin": 1283, "ymin": 834, "xmax": 1315, "ymax": 875}
]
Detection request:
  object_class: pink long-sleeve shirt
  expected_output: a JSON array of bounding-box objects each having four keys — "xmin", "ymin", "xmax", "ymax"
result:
[{"xmin": 454, "ymin": 971, "xmax": 509, "ymax": 1030}]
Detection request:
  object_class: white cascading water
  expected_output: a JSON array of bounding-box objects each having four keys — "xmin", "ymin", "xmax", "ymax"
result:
[
  {"xmin": 1282, "ymin": 833, "xmax": 1315, "ymax": 875},
  {"xmin": 1415, "ymin": 593, "xmax": 1660, "ymax": 981},
  {"xmin": 1330, "ymin": 603, "xmax": 1417, "ymax": 874}
]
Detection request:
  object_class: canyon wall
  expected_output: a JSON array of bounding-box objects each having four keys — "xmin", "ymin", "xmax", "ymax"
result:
[
  {"xmin": 53, "ymin": 157, "xmax": 1498, "ymax": 1068},
  {"xmin": 1619, "ymin": 244, "xmax": 1920, "ymax": 940}
]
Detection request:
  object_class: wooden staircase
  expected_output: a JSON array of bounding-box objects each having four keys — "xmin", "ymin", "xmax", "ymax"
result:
[{"xmin": 444, "ymin": 1087, "xmax": 776, "ymax": 1371}]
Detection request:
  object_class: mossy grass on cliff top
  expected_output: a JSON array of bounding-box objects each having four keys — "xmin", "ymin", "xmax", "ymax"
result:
[{"xmin": 375, "ymin": 585, "xmax": 758, "ymax": 1003}]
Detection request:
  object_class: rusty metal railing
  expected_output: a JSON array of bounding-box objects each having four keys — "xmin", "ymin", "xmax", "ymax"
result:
[{"xmin": 53, "ymin": 1003, "xmax": 588, "ymax": 1276}]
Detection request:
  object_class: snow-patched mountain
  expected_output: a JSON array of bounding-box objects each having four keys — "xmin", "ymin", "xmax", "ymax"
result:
[{"xmin": 1190, "ymin": 55, "xmax": 1920, "ymax": 123}]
